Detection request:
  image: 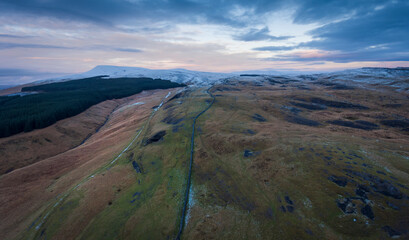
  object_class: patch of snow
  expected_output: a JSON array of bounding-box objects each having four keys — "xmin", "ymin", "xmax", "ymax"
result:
[
  {"xmin": 303, "ymin": 67, "xmax": 409, "ymax": 91},
  {"xmin": 23, "ymin": 66, "xmax": 409, "ymax": 90},
  {"xmin": 116, "ymin": 102, "xmax": 145, "ymax": 112},
  {"xmin": 184, "ymin": 185, "xmax": 195, "ymax": 227},
  {"xmin": 38, "ymin": 65, "xmax": 237, "ymax": 86},
  {"xmin": 131, "ymin": 102, "xmax": 145, "ymax": 106}
]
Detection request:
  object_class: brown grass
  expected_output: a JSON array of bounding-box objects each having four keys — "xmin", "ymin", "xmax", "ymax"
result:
[{"xmin": 0, "ymin": 89, "xmax": 179, "ymax": 240}]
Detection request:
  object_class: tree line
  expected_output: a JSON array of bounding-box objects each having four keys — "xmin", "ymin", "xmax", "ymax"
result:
[{"xmin": 0, "ymin": 76, "xmax": 184, "ymax": 138}]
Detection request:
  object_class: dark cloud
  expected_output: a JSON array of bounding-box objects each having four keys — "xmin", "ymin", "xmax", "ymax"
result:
[
  {"xmin": 0, "ymin": 0, "xmax": 390, "ymax": 28},
  {"xmin": 0, "ymin": 42, "xmax": 72, "ymax": 50},
  {"xmin": 0, "ymin": 0, "xmax": 407, "ymax": 64},
  {"xmin": 0, "ymin": 0, "xmax": 264, "ymax": 28},
  {"xmin": 235, "ymin": 27, "xmax": 293, "ymax": 42},
  {"xmin": 297, "ymin": 1, "xmax": 409, "ymax": 62},
  {"xmin": 0, "ymin": 0, "xmax": 396, "ymax": 30},
  {"xmin": 304, "ymin": 2, "xmax": 409, "ymax": 51},
  {"xmin": 253, "ymin": 45, "xmax": 297, "ymax": 51}
]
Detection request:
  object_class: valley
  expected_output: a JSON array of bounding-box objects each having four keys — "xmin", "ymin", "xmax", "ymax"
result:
[{"xmin": 0, "ymin": 69, "xmax": 408, "ymax": 239}]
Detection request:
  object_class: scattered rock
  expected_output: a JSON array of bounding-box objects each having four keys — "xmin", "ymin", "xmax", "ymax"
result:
[
  {"xmin": 372, "ymin": 180, "xmax": 403, "ymax": 199},
  {"xmin": 337, "ymin": 198, "xmax": 356, "ymax": 214},
  {"xmin": 132, "ymin": 161, "xmax": 142, "ymax": 173},
  {"xmin": 361, "ymin": 204, "xmax": 374, "ymax": 220},
  {"xmin": 355, "ymin": 185, "xmax": 370, "ymax": 199},
  {"xmin": 285, "ymin": 196, "xmax": 294, "ymax": 205},
  {"xmin": 328, "ymin": 175, "xmax": 348, "ymax": 187},
  {"xmin": 343, "ymin": 169, "xmax": 403, "ymax": 199},
  {"xmin": 252, "ymin": 113, "xmax": 266, "ymax": 122},
  {"xmin": 280, "ymin": 205, "xmax": 286, "ymax": 212},
  {"xmin": 243, "ymin": 149, "xmax": 254, "ymax": 157}
]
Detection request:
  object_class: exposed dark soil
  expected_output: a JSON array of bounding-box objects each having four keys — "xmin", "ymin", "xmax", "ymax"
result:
[
  {"xmin": 327, "ymin": 120, "xmax": 379, "ymax": 130},
  {"xmin": 162, "ymin": 115, "xmax": 184, "ymax": 125},
  {"xmin": 285, "ymin": 115, "xmax": 321, "ymax": 127},
  {"xmin": 145, "ymin": 131, "xmax": 166, "ymax": 145},
  {"xmin": 289, "ymin": 101, "xmax": 327, "ymax": 110},
  {"xmin": 380, "ymin": 120, "xmax": 409, "ymax": 128},
  {"xmin": 305, "ymin": 97, "xmax": 369, "ymax": 109},
  {"xmin": 252, "ymin": 114, "xmax": 266, "ymax": 122},
  {"xmin": 328, "ymin": 175, "xmax": 348, "ymax": 187}
]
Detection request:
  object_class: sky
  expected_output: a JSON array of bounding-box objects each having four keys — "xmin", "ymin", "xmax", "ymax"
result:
[{"xmin": 0, "ymin": 0, "xmax": 409, "ymax": 85}]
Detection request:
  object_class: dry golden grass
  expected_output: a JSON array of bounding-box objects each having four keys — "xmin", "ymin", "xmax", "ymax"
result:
[{"xmin": 0, "ymin": 89, "xmax": 179, "ymax": 240}]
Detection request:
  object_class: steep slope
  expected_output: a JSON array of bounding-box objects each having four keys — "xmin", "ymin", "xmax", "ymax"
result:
[
  {"xmin": 0, "ymin": 99, "xmax": 119, "ymax": 175},
  {"xmin": 0, "ymin": 88, "xmax": 181, "ymax": 240}
]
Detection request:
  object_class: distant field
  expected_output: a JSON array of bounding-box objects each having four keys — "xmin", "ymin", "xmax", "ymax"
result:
[{"xmin": 0, "ymin": 76, "xmax": 184, "ymax": 137}]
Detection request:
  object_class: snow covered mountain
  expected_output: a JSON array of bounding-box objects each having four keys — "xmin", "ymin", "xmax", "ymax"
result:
[
  {"xmin": 34, "ymin": 66, "xmax": 409, "ymax": 90},
  {"xmin": 301, "ymin": 67, "xmax": 409, "ymax": 91},
  {"xmin": 38, "ymin": 65, "xmax": 236, "ymax": 86}
]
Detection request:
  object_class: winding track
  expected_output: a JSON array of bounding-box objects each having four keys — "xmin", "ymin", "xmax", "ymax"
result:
[{"xmin": 176, "ymin": 88, "xmax": 215, "ymax": 240}]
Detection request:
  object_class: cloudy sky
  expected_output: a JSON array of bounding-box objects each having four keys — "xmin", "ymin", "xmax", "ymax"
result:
[{"xmin": 0, "ymin": 0, "xmax": 408, "ymax": 84}]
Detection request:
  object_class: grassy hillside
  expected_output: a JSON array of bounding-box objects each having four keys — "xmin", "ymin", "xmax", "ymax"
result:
[
  {"xmin": 0, "ymin": 76, "xmax": 184, "ymax": 138},
  {"xmin": 20, "ymin": 81, "xmax": 409, "ymax": 239}
]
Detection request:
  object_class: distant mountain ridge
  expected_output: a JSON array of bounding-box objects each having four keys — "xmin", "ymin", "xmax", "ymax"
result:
[
  {"xmin": 33, "ymin": 66, "xmax": 409, "ymax": 89},
  {"xmin": 293, "ymin": 67, "xmax": 408, "ymax": 92},
  {"xmin": 37, "ymin": 65, "xmax": 236, "ymax": 86}
]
